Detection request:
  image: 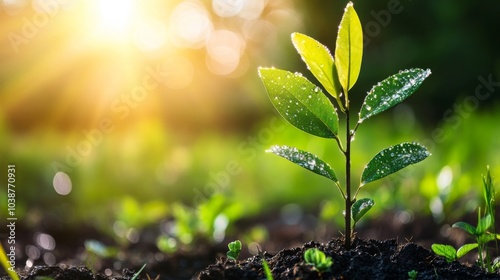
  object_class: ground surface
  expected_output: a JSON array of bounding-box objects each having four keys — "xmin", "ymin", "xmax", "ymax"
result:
[
  {"xmin": 1, "ymin": 211, "xmax": 499, "ymax": 279},
  {"xmin": 199, "ymin": 238, "xmax": 499, "ymax": 280}
]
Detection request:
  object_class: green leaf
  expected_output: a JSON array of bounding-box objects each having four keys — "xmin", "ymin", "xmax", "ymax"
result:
[
  {"xmin": 478, "ymin": 232, "xmax": 498, "ymax": 244},
  {"xmin": 477, "ymin": 214, "xmax": 492, "ymax": 234},
  {"xmin": 304, "ymin": 248, "xmax": 332, "ymax": 273},
  {"xmin": 482, "ymin": 166, "xmax": 495, "ymax": 216},
  {"xmin": 228, "ymin": 240, "xmax": 242, "ymax": 253},
  {"xmin": 131, "ymin": 263, "xmax": 147, "ymax": 280},
  {"xmin": 431, "ymin": 244, "xmax": 457, "ymax": 262},
  {"xmin": 361, "ymin": 142, "xmax": 430, "ymax": 185},
  {"xmin": 259, "ymin": 68, "xmax": 339, "ymax": 138},
  {"xmin": 227, "ymin": 251, "xmax": 239, "ymax": 261},
  {"xmin": 452, "ymin": 221, "xmax": 477, "ymax": 236},
  {"xmin": 291, "ymin": 32, "xmax": 341, "ymax": 102},
  {"xmin": 358, "ymin": 68, "xmax": 431, "ymax": 123},
  {"xmin": 456, "ymin": 243, "xmax": 478, "ymax": 259},
  {"xmin": 335, "ymin": 1, "xmax": 363, "ymax": 91},
  {"xmin": 262, "ymin": 257, "xmax": 273, "ymax": 280},
  {"xmin": 352, "ymin": 198, "xmax": 374, "ymax": 223},
  {"xmin": 267, "ymin": 145, "xmax": 338, "ymax": 183}
]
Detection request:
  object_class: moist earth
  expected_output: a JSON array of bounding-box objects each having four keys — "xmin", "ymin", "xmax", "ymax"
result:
[{"xmin": 198, "ymin": 238, "xmax": 499, "ymax": 280}]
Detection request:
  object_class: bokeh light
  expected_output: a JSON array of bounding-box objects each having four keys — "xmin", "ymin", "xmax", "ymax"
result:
[
  {"xmin": 170, "ymin": 0, "xmax": 213, "ymax": 49},
  {"xmin": 206, "ymin": 29, "xmax": 244, "ymax": 75},
  {"xmin": 212, "ymin": 0, "xmax": 244, "ymax": 18},
  {"xmin": 53, "ymin": 171, "xmax": 72, "ymax": 195},
  {"xmin": 35, "ymin": 232, "xmax": 56, "ymax": 251}
]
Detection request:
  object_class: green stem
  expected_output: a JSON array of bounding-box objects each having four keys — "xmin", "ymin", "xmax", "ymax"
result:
[{"xmin": 344, "ymin": 108, "xmax": 352, "ymax": 249}]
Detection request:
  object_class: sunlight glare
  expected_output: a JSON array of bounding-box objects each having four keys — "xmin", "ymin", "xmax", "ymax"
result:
[
  {"xmin": 95, "ymin": 0, "xmax": 136, "ymax": 39},
  {"xmin": 133, "ymin": 19, "xmax": 168, "ymax": 51}
]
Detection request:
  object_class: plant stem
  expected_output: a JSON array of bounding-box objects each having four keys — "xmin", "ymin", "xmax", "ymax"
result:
[{"xmin": 344, "ymin": 108, "xmax": 352, "ymax": 249}]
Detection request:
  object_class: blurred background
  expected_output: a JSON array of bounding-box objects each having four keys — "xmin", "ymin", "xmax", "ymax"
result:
[{"xmin": 1, "ymin": 0, "xmax": 500, "ymax": 266}]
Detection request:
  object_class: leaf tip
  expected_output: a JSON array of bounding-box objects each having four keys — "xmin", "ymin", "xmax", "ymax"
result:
[
  {"xmin": 265, "ymin": 145, "xmax": 278, "ymax": 153},
  {"xmin": 257, "ymin": 67, "xmax": 272, "ymax": 78}
]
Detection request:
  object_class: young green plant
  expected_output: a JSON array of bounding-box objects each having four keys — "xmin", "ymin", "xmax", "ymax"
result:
[
  {"xmin": 407, "ymin": 269, "xmax": 418, "ymax": 280},
  {"xmin": 131, "ymin": 263, "xmax": 147, "ymax": 280},
  {"xmin": 226, "ymin": 240, "xmax": 242, "ymax": 261},
  {"xmin": 432, "ymin": 166, "xmax": 500, "ymax": 272},
  {"xmin": 262, "ymin": 257, "xmax": 274, "ymax": 280},
  {"xmin": 304, "ymin": 248, "xmax": 333, "ymax": 273},
  {"xmin": 259, "ymin": 2, "xmax": 431, "ymax": 248}
]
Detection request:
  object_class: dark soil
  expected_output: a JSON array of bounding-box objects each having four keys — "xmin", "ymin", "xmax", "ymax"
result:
[
  {"xmin": 199, "ymin": 238, "xmax": 500, "ymax": 280},
  {"xmin": 2, "ymin": 265, "xmax": 137, "ymax": 280},
  {"xmin": 2, "ymin": 211, "xmax": 499, "ymax": 279}
]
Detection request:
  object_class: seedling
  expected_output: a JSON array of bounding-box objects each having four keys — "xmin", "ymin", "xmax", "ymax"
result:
[
  {"xmin": 407, "ymin": 269, "xmax": 418, "ymax": 280},
  {"xmin": 131, "ymin": 263, "xmax": 147, "ymax": 280},
  {"xmin": 304, "ymin": 248, "xmax": 333, "ymax": 273},
  {"xmin": 226, "ymin": 240, "xmax": 242, "ymax": 261},
  {"xmin": 262, "ymin": 257, "xmax": 274, "ymax": 280},
  {"xmin": 259, "ymin": 2, "xmax": 430, "ymax": 248},
  {"xmin": 432, "ymin": 167, "xmax": 500, "ymax": 272}
]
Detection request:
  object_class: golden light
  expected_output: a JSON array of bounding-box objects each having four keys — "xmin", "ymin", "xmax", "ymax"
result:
[
  {"xmin": 170, "ymin": 0, "xmax": 213, "ymax": 49},
  {"xmin": 0, "ymin": 0, "xmax": 299, "ymax": 133},
  {"xmin": 92, "ymin": 0, "xmax": 136, "ymax": 41}
]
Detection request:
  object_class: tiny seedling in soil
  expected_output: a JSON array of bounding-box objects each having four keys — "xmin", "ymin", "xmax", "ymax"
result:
[
  {"xmin": 131, "ymin": 263, "xmax": 147, "ymax": 280},
  {"xmin": 304, "ymin": 248, "xmax": 333, "ymax": 273},
  {"xmin": 226, "ymin": 240, "xmax": 242, "ymax": 261},
  {"xmin": 432, "ymin": 166, "xmax": 500, "ymax": 272},
  {"xmin": 407, "ymin": 269, "xmax": 418, "ymax": 280},
  {"xmin": 259, "ymin": 1, "xmax": 431, "ymax": 248},
  {"xmin": 262, "ymin": 256, "xmax": 274, "ymax": 280}
]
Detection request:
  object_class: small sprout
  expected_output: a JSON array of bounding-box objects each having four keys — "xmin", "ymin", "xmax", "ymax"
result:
[
  {"xmin": 262, "ymin": 257, "xmax": 274, "ymax": 280},
  {"xmin": 407, "ymin": 270, "xmax": 418, "ymax": 280},
  {"xmin": 304, "ymin": 248, "xmax": 333, "ymax": 273},
  {"xmin": 131, "ymin": 263, "xmax": 147, "ymax": 280},
  {"xmin": 432, "ymin": 167, "xmax": 500, "ymax": 272},
  {"xmin": 431, "ymin": 244, "xmax": 458, "ymax": 262},
  {"xmin": 493, "ymin": 257, "xmax": 500, "ymax": 271},
  {"xmin": 226, "ymin": 240, "xmax": 242, "ymax": 261}
]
